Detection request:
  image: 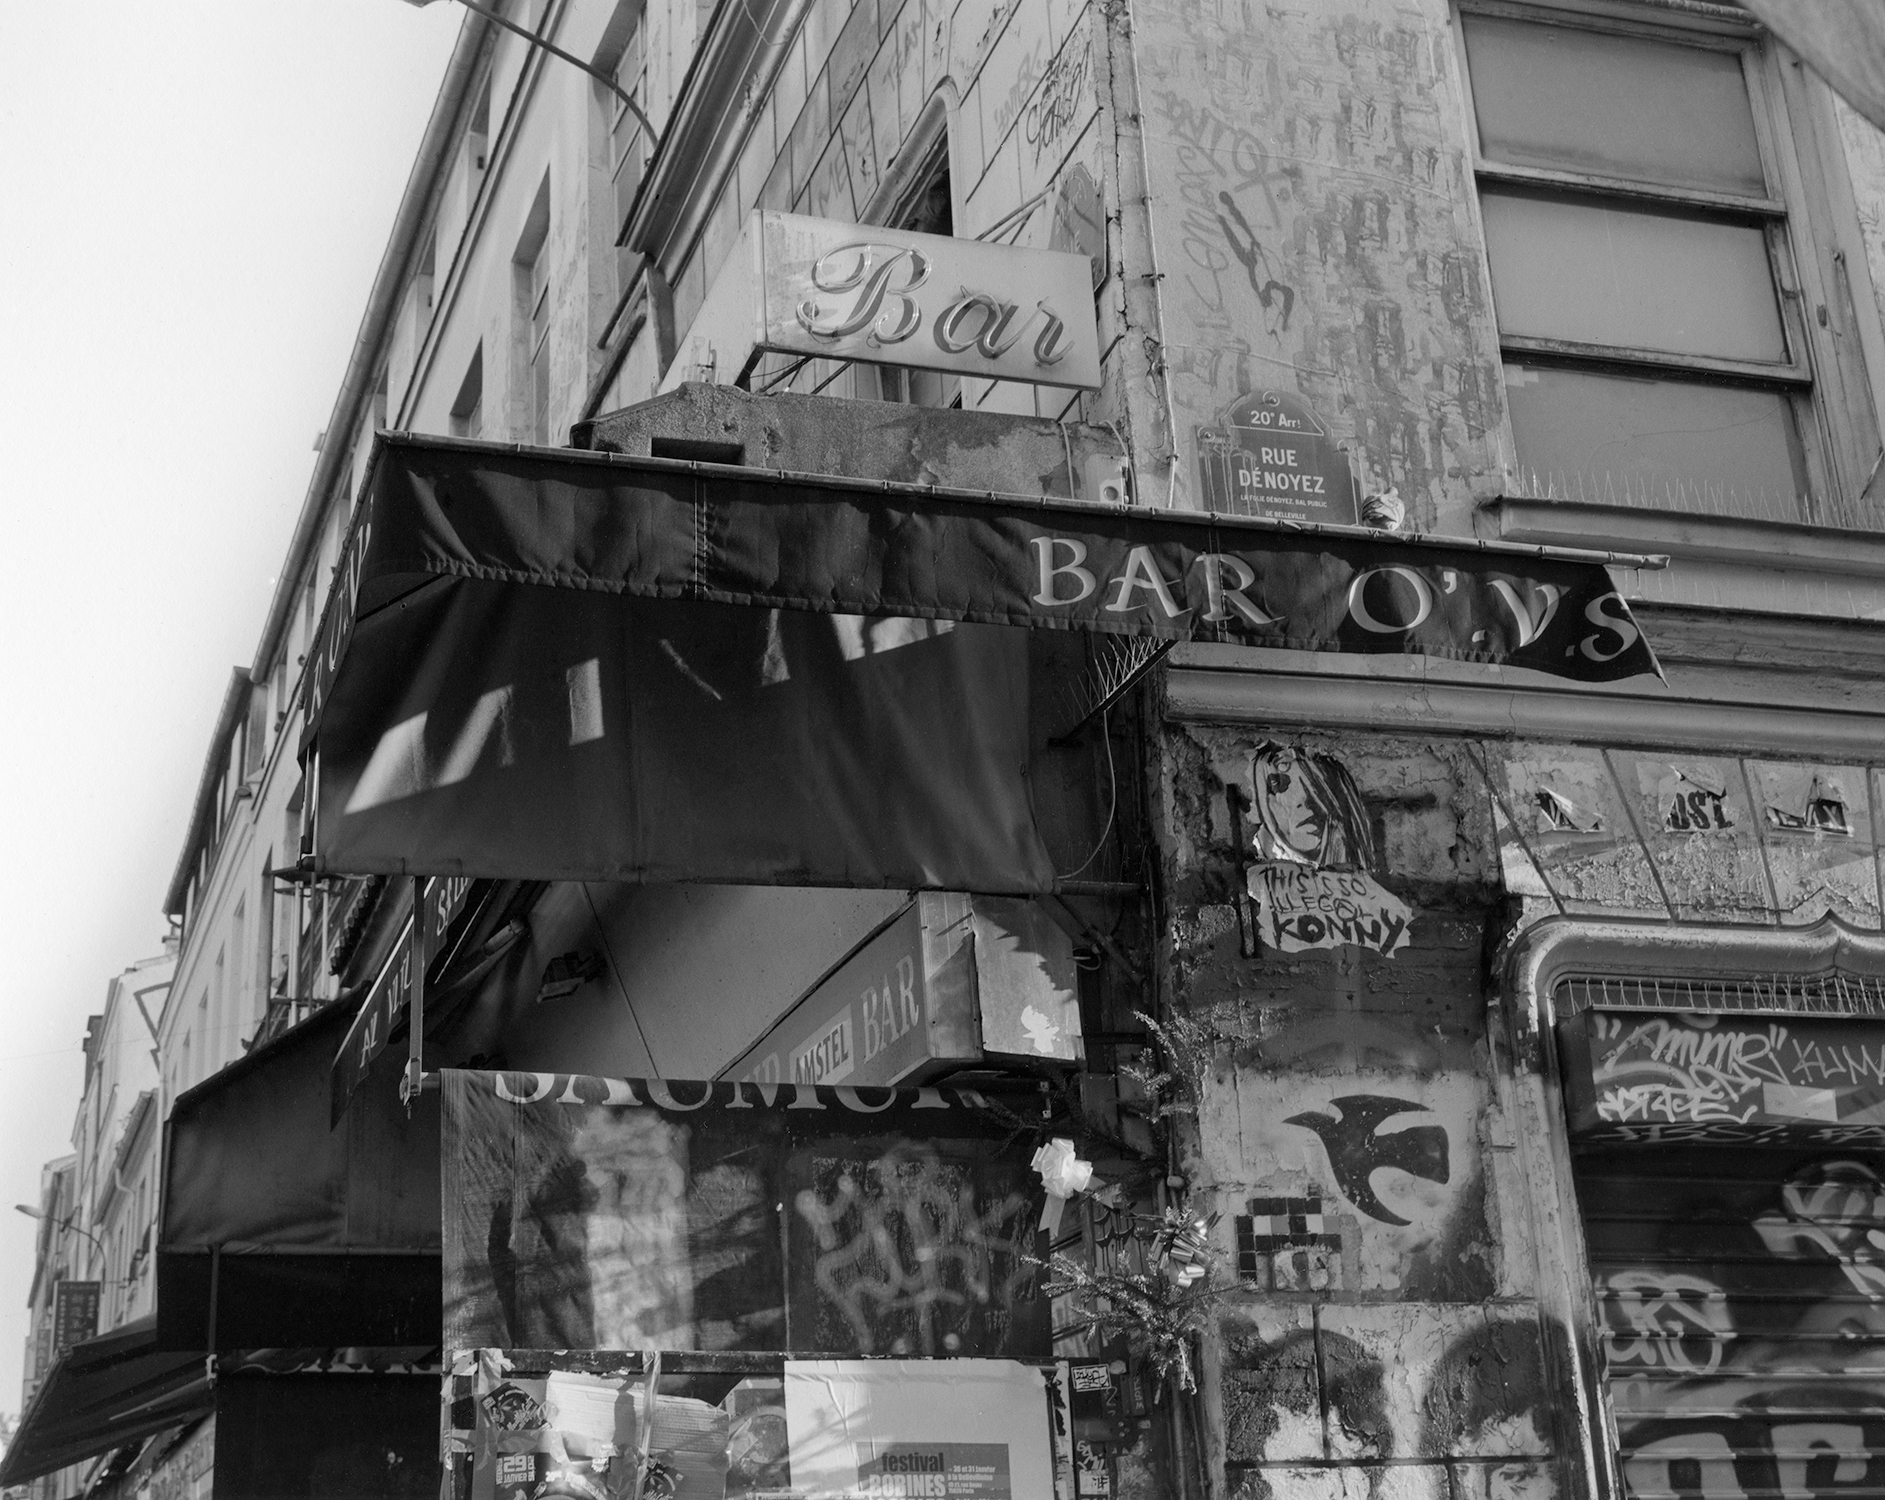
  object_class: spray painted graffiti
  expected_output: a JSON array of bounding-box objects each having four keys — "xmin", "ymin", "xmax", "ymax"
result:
[
  {"xmin": 1285, "ymin": 1096, "xmax": 1450, "ymax": 1227},
  {"xmin": 1023, "ymin": 30, "xmax": 1091, "ymax": 169},
  {"xmin": 791, "ymin": 1142, "xmax": 1036, "ymax": 1356},
  {"xmin": 1580, "ymin": 1148, "xmax": 1885, "ymax": 1500},
  {"xmin": 1568, "ymin": 1013, "xmax": 1885, "ymax": 1138},
  {"xmin": 1216, "ymin": 193, "xmax": 1295, "ymax": 337},
  {"xmin": 1599, "ymin": 1271, "xmax": 1733, "ymax": 1377}
]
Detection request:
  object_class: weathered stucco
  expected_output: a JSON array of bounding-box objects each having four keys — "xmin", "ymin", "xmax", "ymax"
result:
[
  {"xmin": 1130, "ymin": 0, "xmax": 1505, "ymax": 531},
  {"xmin": 1159, "ymin": 719, "xmax": 1885, "ymax": 1498}
]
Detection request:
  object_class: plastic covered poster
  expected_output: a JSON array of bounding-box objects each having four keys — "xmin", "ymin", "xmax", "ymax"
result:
[
  {"xmin": 444, "ymin": 1353, "xmax": 1063, "ymax": 1500},
  {"xmin": 458, "ymin": 1355, "xmax": 730, "ymax": 1500},
  {"xmin": 783, "ymin": 1360, "xmax": 1055, "ymax": 1499}
]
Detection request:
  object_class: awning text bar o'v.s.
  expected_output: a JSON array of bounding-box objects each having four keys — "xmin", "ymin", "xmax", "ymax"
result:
[
  {"xmin": 301, "ymin": 434, "xmax": 1662, "ymax": 890},
  {"xmin": 308, "ymin": 434, "xmax": 1660, "ymax": 736}
]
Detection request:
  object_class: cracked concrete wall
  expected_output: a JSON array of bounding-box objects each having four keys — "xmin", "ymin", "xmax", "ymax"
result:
[{"xmin": 1157, "ymin": 725, "xmax": 1571, "ymax": 1500}]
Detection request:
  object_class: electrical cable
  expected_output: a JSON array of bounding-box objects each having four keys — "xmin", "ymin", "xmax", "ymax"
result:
[{"xmin": 1057, "ymin": 709, "xmax": 1117, "ymax": 881}]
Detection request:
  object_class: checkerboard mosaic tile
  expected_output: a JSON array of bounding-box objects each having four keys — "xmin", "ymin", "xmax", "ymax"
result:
[{"xmin": 1236, "ymin": 1195, "xmax": 1340, "ymax": 1276}]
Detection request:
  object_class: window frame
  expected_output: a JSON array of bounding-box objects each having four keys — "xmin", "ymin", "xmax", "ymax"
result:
[{"xmin": 1453, "ymin": 0, "xmax": 1881, "ymax": 523}]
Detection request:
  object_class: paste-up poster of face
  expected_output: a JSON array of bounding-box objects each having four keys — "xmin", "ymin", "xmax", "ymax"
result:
[{"xmin": 1237, "ymin": 744, "xmax": 1411, "ymax": 957}]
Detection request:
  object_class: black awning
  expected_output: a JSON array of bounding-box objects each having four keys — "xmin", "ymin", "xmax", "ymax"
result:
[
  {"xmin": 0, "ymin": 1318, "xmax": 210, "ymax": 1487},
  {"xmin": 301, "ymin": 434, "xmax": 1660, "ymax": 889},
  {"xmin": 159, "ymin": 1000, "xmax": 440, "ymax": 1351},
  {"xmin": 310, "ymin": 433, "xmax": 1659, "ymax": 732}
]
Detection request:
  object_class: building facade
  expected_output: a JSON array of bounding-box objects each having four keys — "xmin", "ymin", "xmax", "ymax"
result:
[
  {"xmin": 12, "ymin": 1, "xmax": 1885, "ymax": 1498},
  {"xmin": 17, "ymin": 951, "xmax": 175, "ymax": 1500}
]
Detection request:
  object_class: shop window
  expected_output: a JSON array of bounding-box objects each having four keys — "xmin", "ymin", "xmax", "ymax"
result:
[{"xmin": 1459, "ymin": 7, "xmax": 1875, "ymax": 527}]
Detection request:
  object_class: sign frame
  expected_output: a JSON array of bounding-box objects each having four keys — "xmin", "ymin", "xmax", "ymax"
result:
[{"xmin": 664, "ymin": 210, "xmax": 1102, "ymax": 394}]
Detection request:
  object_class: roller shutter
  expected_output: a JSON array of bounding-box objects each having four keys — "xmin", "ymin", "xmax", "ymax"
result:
[{"xmin": 1561, "ymin": 1006, "xmax": 1885, "ymax": 1500}]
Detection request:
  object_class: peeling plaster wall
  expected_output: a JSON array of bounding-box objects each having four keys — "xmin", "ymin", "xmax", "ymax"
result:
[
  {"xmin": 1158, "ymin": 726, "xmax": 1566, "ymax": 1500},
  {"xmin": 1129, "ymin": 0, "xmax": 1505, "ymax": 531},
  {"xmin": 1160, "ymin": 720, "xmax": 1885, "ymax": 1499}
]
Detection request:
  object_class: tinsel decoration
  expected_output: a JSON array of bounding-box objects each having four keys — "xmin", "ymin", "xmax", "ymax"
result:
[{"xmin": 1036, "ymin": 1202, "xmax": 1227, "ymax": 1398}]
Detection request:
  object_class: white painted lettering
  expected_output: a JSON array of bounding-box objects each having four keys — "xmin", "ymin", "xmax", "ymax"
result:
[{"xmin": 1030, "ymin": 537, "xmax": 1097, "ymax": 606}]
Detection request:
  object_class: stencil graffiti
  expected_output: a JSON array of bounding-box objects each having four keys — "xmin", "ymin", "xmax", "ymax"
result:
[
  {"xmin": 1285, "ymin": 1096, "xmax": 1450, "ymax": 1227},
  {"xmin": 1223, "ymin": 1315, "xmax": 1557, "ymax": 1485}
]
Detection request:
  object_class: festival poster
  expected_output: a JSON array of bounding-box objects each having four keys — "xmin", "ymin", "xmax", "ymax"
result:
[{"xmin": 782, "ymin": 1360, "xmax": 1055, "ymax": 1499}]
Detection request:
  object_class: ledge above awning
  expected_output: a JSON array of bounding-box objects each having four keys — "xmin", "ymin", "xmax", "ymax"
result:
[{"xmin": 0, "ymin": 1318, "xmax": 210, "ymax": 1487}]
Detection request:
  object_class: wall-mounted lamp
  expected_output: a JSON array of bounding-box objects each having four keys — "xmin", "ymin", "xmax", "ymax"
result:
[
  {"xmin": 401, "ymin": 0, "xmax": 657, "ymax": 142},
  {"xmin": 15, "ymin": 1203, "xmax": 106, "ymax": 1257}
]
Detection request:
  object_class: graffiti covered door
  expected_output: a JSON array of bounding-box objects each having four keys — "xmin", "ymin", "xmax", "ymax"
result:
[{"xmin": 1573, "ymin": 1143, "xmax": 1885, "ymax": 1500}]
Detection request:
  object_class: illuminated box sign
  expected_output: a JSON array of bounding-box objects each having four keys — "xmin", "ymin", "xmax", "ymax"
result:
[
  {"xmin": 53, "ymin": 1279, "xmax": 100, "ymax": 1353},
  {"xmin": 664, "ymin": 210, "xmax": 1102, "ymax": 394},
  {"xmin": 723, "ymin": 894, "xmax": 1083, "ymax": 1089}
]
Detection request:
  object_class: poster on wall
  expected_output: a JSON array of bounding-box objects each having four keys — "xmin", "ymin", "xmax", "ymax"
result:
[
  {"xmin": 441, "ymin": 1071, "xmax": 1048, "ymax": 1359},
  {"xmin": 445, "ymin": 1352, "xmax": 1063, "ymax": 1500},
  {"xmin": 1231, "ymin": 743, "xmax": 1412, "ymax": 956},
  {"xmin": 784, "ymin": 1360, "xmax": 1056, "ymax": 1499},
  {"xmin": 1563, "ymin": 1010, "xmax": 1885, "ymax": 1143}
]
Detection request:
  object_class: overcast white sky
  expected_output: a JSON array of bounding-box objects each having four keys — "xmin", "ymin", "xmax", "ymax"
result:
[{"xmin": 0, "ymin": 0, "xmax": 464, "ymax": 1416}]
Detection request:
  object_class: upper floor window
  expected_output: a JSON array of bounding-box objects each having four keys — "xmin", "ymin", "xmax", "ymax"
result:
[
  {"xmin": 450, "ymin": 344, "xmax": 485, "ymax": 440},
  {"xmin": 609, "ymin": 7, "xmax": 649, "ymax": 299},
  {"xmin": 1460, "ymin": 7, "xmax": 1879, "ymax": 528},
  {"xmin": 871, "ymin": 122, "xmax": 962, "ymax": 409},
  {"xmin": 513, "ymin": 174, "xmax": 552, "ymax": 445}
]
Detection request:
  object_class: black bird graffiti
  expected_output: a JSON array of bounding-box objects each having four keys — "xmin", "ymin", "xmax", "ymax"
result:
[{"xmin": 1284, "ymin": 1095, "xmax": 1450, "ymax": 1227}]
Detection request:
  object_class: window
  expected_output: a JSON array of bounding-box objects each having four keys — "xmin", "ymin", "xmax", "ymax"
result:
[
  {"xmin": 244, "ymin": 679, "xmax": 267, "ymax": 776},
  {"xmin": 211, "ymin": 948, "xmax": 225, "ymax": 1071},
  {"xmin": 1460, "ymin": 8, "xmax": 1854, "ymax": 525},
  {"xmin": 450, "ymin": 344, "xmax": 484, "ymax": 439},
  {"xmin": 871, "ymin": 122, "xmax": 961, "ymax": 410},
  {"xmin": 605, "ymin": 2, "xmax": 650, "ymax": 300},
  {"xmin": 512, "ymin": 174, "xmax": 552, "ymax": 444}
]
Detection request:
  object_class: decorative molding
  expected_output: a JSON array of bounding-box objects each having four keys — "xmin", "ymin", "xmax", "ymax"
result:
[{"xmin": 1503, "ymin": 913, "xmax": 1885, "ymax": 1034}]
